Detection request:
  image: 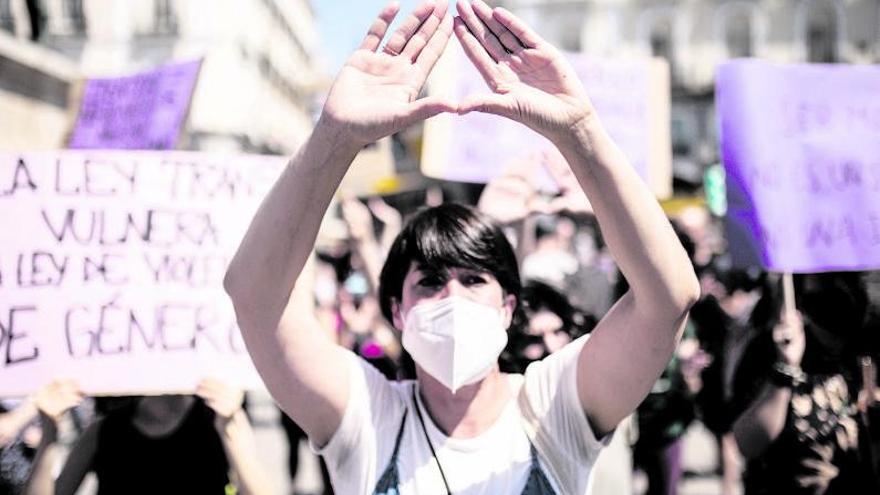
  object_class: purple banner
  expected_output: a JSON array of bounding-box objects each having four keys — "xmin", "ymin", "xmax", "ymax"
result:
[
  {"xmin": 717, "ymin": 60, "xmax": 880, "ymax": 272},
  {"xmin": 422, "ymin": 44, "xmax": 671, "ymax": 198},
  {"xmin": 69, "ymin": 59, "xmax": 202, "ymax": 150}
]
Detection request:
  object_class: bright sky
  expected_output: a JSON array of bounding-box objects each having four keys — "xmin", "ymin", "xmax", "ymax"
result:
[{"xmin": 313, "ymin": 0, "xmax": 427, "ymax": 73}]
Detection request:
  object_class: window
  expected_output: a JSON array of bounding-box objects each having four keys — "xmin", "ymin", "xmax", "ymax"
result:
[
  {"xmin": 805, "ymin": 1, "xmax": 840, "ymax": 63},
  {"xmin": 62, "ymin": 0, "xmax": 86, "ymax": 34},
  {"xmin": 649, "ymin": 17, "xmax": 676, "ymax": 76},
  {"xmin": 0, "ymin": 0, "xmax": 14, "ymax": 34},
  {"xmin": 154, "ymin": 0, "xmax": 177, "ymax": 34},
  {"xmin": 725, "ymin": 10, "xmax": 754, "ymax": 58}
]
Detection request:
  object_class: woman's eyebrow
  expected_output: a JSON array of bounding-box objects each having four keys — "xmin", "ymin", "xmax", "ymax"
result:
[{"xmin": 413, "ymin": 264, "xmax": 441, "ymax": 275}]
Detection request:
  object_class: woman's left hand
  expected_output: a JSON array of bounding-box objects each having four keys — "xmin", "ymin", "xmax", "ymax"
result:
[
  {"xmin": 454, "ymin": 0, "xmax": 594, "ymax": 143},
  {"xmin": 197, "ymin": 379, "xmax": 245, "ymax": 424}
]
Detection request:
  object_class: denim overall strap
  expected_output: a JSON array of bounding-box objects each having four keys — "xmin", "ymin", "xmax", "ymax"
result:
[{"xmin": 371, "ymin": 408, "xmax": 409, "ymax": 495}]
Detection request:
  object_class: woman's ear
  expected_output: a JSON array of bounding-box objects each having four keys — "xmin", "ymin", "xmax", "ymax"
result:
[
  {"xmin": 502, "ymin": 294, "xmax": 517, "ymax": 329},
  {"xmin": 391, "ymin": 298, "xmax": 405, "ymax": 331}
]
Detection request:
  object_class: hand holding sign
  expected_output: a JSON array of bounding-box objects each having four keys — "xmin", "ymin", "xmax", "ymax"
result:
[
  {"xmin": 196, "ymin": 378, "xmax": 245, "ymax": 426},
  {"xmin": 453, "ymin": 0, "xmax": 593, "ymax": 143},
  {"xmin": 772, "ymin": 310, "xmax": 806, "ymax": 368},
  {"xmin": 321, "ymin": 1, "xmax": 456, "ymax": 147},
  {"xmin": 34, "ymin": 379, "xmax": 84, "ymax": 432}
]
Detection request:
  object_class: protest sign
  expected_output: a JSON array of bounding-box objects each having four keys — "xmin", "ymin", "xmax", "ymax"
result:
[
  {"xmin": 717, "ymin": 60, "xmax": 880, "ymax": 272},
  {"xmin": 68, "ymin": 59, "xmax": 202, "ymax": 150},
  {"xmin": 0, "ymin": 150, "xmax": 285, "ymax": 396},
  {"xmin": 422, "ymin": 43, "xmax": 672, "ymax": 198}
]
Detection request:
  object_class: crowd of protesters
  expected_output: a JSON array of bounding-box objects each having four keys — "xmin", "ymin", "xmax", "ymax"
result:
[
  {"xmin": 2, "ymin": 1, "xmax": 880, "ymax": 494},
  {"xmin": 2, "ymin": 173, "xmax": 880, "ymax": 495}
]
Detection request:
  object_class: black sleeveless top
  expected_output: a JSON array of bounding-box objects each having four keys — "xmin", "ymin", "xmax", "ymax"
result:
[{"xmin": 93, "ymin": 399, "xmax": 230, "ymax": 495}]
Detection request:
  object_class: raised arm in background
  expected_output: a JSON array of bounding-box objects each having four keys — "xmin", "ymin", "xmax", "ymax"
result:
[
  {"xmin": 368, "ymin": 197, "xmax": 403, "ymax": 260},
  {"xmin": 454, "ymin": 0, "xmax": 700, "ymax": 436},
  {"xmin": 341, "ymin": 197, "xmax": 384, "ymax": 290},
  {"xmin": 223, "ymin": 0, "xmax": 456, "ymax": 447},
  {"xmin": 23, "ymin": 380, "xmax": 85, "ymax": 495},
  {"xmin": 196, "ymin": 379, "xmax": 274, "ymax": 495},
  {"xmin": 732, "ymin": 310, "xmax": 805, "ymax": 458},
  {"xmin": 0, "ymin": 398, "xmax": 38, "ymax": 447}
]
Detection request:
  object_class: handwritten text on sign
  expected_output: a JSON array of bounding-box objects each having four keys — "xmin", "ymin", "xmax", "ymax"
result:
[
  {"xmin": 68, "ymin": 59, "xmax": 202, "ymax": 150},
  {"xmin": 717, "ymin": 61, "xmax": 880, "ymax": 272},
  {"xmin": 0, "ymin": 151, "xmax": 283, "ymax": 396}
]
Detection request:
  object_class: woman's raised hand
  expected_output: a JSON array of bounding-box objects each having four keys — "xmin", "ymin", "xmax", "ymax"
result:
[
  {"xmin": 321, "ymin": 1, "xmax": 456, "ymax": 146},
  {"xmin": 454, "ymin": 0, "xmax": 594, "ymax": 143}
]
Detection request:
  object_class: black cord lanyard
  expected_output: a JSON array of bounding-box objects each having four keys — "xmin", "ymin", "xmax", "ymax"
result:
[{"xmin": 412, "ymin": 387, "xmax": 453, "ymax": 495}]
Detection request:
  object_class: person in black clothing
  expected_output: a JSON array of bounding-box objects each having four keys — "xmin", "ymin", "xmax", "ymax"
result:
[
  {"xmin": 502, "ymin": 280, "xmax": 595, "ymax": 374},
  {"xmin": 25, "ymin": 379, "xmax": 272, "ymax": 495},
  {"xmin": 731, "ymin": 273, "xmax": 878, "ymax": 495},
  {"xmin": 689, "ymin": 256, "xmax": 766, "ymax": 495}
]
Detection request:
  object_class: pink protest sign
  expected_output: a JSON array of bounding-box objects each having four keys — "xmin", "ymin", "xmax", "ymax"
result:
[
  {"xmin": 717, "ymin": 60, "xmax": 880, "ymax": 272},
  {"xmin": 0, "ymin": 151, "xmax": 285, "ymax": 397},
  {"xmin": 423, "ymin": 44, "xmax": 672, "ymax": 198},
  {"xmin": 68, "ymin": 59, "xmax": 202, "ymax": 150}
]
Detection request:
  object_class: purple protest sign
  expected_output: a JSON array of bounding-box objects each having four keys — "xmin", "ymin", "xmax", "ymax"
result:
[
  {"xmin": 68, "ymin": 59, "xmax": 202, "ymax": 150},
  {"xmin": 717, "ymin": 60, "xmax": 880, "ymax": 272},
  {"xmin": 422, "ymin": 45, "xmax": 672, "ymax": 198}
]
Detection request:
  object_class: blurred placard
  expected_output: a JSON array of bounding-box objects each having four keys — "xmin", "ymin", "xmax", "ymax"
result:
[
  {"xmin": 423, "ymin": 43, "xmax": 671, "ymax": 198},
  {"xmin": 0, "ymin": 150, "xmax": 285, "ymax": 396},
  {"xmin": 717, "ymin": 60, "xmax": 880, "ymax": 272},
  {"xmin": 68, "ymin": 59, "xmax": 202, "ymax": 150},
  {"xmin": 337, "ymin": 137, "xmax": 397, "ymax": 197}
]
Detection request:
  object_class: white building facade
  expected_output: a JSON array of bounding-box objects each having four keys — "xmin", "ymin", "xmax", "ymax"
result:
[
  {"xmin": 498, "ymin": 0, "xmax": 880, "ymax": 185},
  {"xmin": 0, "ymin": 0, "xmax": 321, "ymax": 154}
]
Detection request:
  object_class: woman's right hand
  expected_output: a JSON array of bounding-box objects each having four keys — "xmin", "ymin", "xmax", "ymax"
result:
[
  {"xmin": 321, "ymin": 1, "xmax": 456, "ymax": 146},
  {"xmin": 773, "ymin": 310, "xmax": 806, "ymax": 367},
  {"xmin": 34, "ymin": 380, "xmax": 83, "ymax": 433}
]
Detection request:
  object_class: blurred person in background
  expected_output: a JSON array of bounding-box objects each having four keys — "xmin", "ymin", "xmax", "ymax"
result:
[
  {"xmin": 340, "ymin": 197, "xmax": 403, "ymax": 379},
  {"xmin": 856, "ymin": 294, "xmax": 880, "ymax": 481},
  {"xmin": 689, "ymin": 255, "xmax": 766, "ymax": 495},
  {"xmin": 520, "ymin": 214, "xmax": 579, "ymax": 291},
  {"xmin": 224, "ymin": 1, "xmax": 699, "ymax": 493},
  {"xmin": 731, "ymin": 273, "xmax": 878, "ymax": 495},
  {"xmin": 25, "ymin": 378, "xmax": 272, "ymax": 495},
  {"xmin": 2, "ymin": 381, "xmax": 86, "ymax": 495},
  {"xmin": 502, "ymin": 280, "xmax": 595, "ymax": 375},
  {"xmin": 620, "ymin": 224, "xmax": 708, "ymax": 495}
]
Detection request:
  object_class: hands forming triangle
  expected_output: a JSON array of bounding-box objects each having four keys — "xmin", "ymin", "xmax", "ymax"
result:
[{"xmin": 321, "ymin": 0, "xmax": 596, "ymax": 147}]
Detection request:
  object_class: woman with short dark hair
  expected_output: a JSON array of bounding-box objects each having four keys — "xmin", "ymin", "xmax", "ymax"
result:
[{"xmin": 225, "ymin": 1, "xmax": 700, "ymax": 493}]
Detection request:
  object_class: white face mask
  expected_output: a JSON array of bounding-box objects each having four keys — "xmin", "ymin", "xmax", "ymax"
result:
[{"xmin": 402, "ymin": 296, "xmax": 508, "ymax": 393}]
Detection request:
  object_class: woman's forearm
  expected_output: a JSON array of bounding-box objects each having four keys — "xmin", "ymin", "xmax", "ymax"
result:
[
  {"xmin": 216, "ymin": 411, "xmax": 275, "ymax": 495},
  {"xmin": 553, "ymin": 116, "xmax": 699, "ymax": 318},
  {"xmin": 24, "ymin": 421, "xmax": 59, "ymax": 495},
  {"xmin": 732, "ymin": 382, "xmax": 792, "ymax": 459},
  {"xmin": 0, "ymin": 400, "xmax": 37, "ymax": 447},
  {"xmin": 224, "ymin": 118, "xmax": 362, "ymax": 329}
]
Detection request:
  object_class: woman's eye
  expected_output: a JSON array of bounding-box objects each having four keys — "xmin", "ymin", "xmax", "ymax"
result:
[
  {"xmin": 464, "ymin": 275, "xmax": 487, "ymax": 285},
  {"xmin": 417, "ymin": 275, "xmax": 442, "ymax": 288}
]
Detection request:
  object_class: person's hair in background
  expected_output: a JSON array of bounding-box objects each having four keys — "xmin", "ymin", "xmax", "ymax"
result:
[
  {"xmin": 748, "ymin": 272, "xmax": 868, "ymax": 379},
  {"xmin": 501, "ymin": 281, "xmax": 596, "ymax": 373},
  {"xmin": 730, "ymin": 273, "xmax": 877, "ymax": 495},
  {"xmin": 378, "ymin": 203, "xmax": 523, "ymax": 379}
]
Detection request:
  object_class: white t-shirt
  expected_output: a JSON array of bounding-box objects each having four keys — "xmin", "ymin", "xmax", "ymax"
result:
[{"xmin": 312, "ymin": 335, "xmax": 607, "ymax": 495}]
